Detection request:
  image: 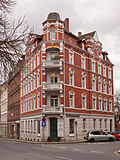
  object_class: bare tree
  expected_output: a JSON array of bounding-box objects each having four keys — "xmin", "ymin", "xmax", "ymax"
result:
[{"xmin": 0, "ymin": 0, "xmax": 29, "ymax": 83}]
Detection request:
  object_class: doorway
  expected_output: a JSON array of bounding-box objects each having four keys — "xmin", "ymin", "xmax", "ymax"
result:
[{"xmin": 50, "ymin": 118, "xmax": 57, "ymax": 141}]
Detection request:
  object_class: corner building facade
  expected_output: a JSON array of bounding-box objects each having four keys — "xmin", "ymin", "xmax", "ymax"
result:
[{"xmin": 20, "ymin": 12, "xmax": 114, "ymax": 142}]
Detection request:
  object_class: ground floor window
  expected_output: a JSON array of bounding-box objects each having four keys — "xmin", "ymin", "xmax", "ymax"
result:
[
  {"xmin": 37, "ymin": 121, "xmax": 40, "ymax": 134},
  {"xmin": 69, "ymin": 119, "xmax": 74, "ymax": 134},
  {"xmin": 83, "ymin": 119, "xmax": 86, "ymax": 130},
  {"xmin": 93, "ymin": 119, "xmax": 96, "ymax": 129}
]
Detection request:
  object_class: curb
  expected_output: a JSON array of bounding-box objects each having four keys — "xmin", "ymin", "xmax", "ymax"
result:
[{"xmin": 0, "ymin": 137, "xmax": 86, "ymax": 144}]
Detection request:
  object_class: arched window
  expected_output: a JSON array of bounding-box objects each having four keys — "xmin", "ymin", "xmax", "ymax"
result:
[
  {"xmin": 109, "ymin": 99, "xmax": 112, "ymax": 112},
  {"xmin": 98, "ymin": 76, "xmax": 102, "ymax": 92},
  {"xmin": 103, "ymin": 80, "xmax": 107, "ymax": 94},
  {"xmin": 37, "ymin": 70, "xmax": 40, "ymax": 88},
  {"xmin": 81, "ymin": 93, "xmax": 86, "ymax": 109},
  {"xmin": 92, "ymin": 95, "xmax": 96, "ymax": 110},
  {"xmin": 109, "ymin": 82, "xmax": 112, "ymax": 95},
  {"xmin": 98, "ymin": 96, "xmax": 102, "ymax": 111},
  {"xmin": 104, "ymin": 98, "xmax": 107, "ymax": 111}
]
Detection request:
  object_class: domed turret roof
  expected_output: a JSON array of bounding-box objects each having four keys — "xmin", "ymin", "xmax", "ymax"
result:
[{"xmin": 47, "ymin": 12, "xmax": 61, "ymax": 21}]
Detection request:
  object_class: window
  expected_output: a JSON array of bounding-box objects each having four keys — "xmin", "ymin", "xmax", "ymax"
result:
[
  {"xmin": 34, "ymin": 96, "xmax": 36, "ymax": 110},
  {"xmin": 37, "ymin": 94, "xmax": 40, "ymax": 109},
  {"xmin": 69, "ymin": 92, "xmax": 74, "ymax": 108},
  {"xmin": 92, "ymin": 61, "xmax": 96, "ymax": 72},
  {"xmin": 104, "ymin": 98, "xmax": 107, "ymax": 111},
  {"xmin": 28, "ymin": 98, "xmax": 31, "ymax": 111},
  {"xmin": 98, "ymin": 77, "xmax": 102, "ymax": 92},
  {"xmin": 31, "ymin": 97, "xmax": 33, "ymax": 110},
  {"xmin": 93, "ymin": 119, "xmax": 96, "ymax": 129},
  {"xmin": 37, "ymin": 53, "xmax": 40, "ymax": 66},
  {"xmin": 81, "ymin": 57, "xmax": 85, "ymax": 69},
  {"xmin": 82, "ymin": 94, "xmax": 86, "ymax": 109},
  {"xmin": 83, "ymin": 119, "xmax": 86, "ymax": 130},
  {"xmin": 34, "ymin": 74, "xmax": 36, "ymax": 89},
  {"xmin": 69, "ymin": 69, "xmax": 74, "ymax": 86},
  {"xmin": 103, "ymin": 66, "xmax": 106, "ymax": 76},
  {"xmin": 98, "ymin": 97, "xmax": 102, "ymax": 111},
  {"xmin": 92, "ymin": 75, "xmax": 96, "ymax": 91},
  {"xmin": 31, "ymin": 120, "xmax": 33, "ymax": 133},
  {"xmin": 81, "ymin": 72, "xmax": 86, "ymax": 89},
  {"xmin": 37, "ymin": 71, "xmax": 40, "ymax": 88},
  {"xmin": 109, "ymin": 100, "xmax": 112, "ymax": 112},
  {"xmin": 51, "ymin": 95, "xmax": 58, "ymax": 107},
  {"xmin": 69, "ymin": 51, "xmax": 74, "ymax": 64},
  {"xmin": 103, "ymin": 80, "xmax": 107, "ymax": 94},
  {"xmin": 92, "ymin": 96, "xmax": 96, "ymax": 110},
  {"xmin": 69, "ymin": 119, "xmax": 74, "ymax": 134},
  {"xmin": 50, "ymin": 76, "xmax": 58, "ymax": 83},
  {"xmin": 98, "ymin": 63, "xmax": 101, "ymax": 74},
  {"xmin": 31, "ymin": 76, "xmax": 33, "ymax": 91},
  {"xmin": 109, "ymin": 82, "xmax": 112, "ymax": 95},
  {"xmin": 31, "ymin": 60, "xmax": 32, "ymax": 72},
  {"xmin": 26, "ymin": 99, "xmax": 27, "ymax": 112},
  {"xmin": 34, "ymin": 56, "xmax": 36, "ymax": 69},
  {"xmin": 100, "ymin": 119, "xmax": 102, "ymax": 129},
  {"xmin": 50, "ymin": 31, "xmax": 55, "ymax": 40},
  {"xmin": 34, "ymin": 120, "xmax": 36, "ymax": 133},
  {"xmin": 108, "ymin": 69, "xmax": 111, "ymax": 78},
  {"xmin": 37, "ymin": 121, "xmax": 40, "ymax": 134},
  {"xmin": 105, "ymin": 119, "xmax": 107, "ymax": 129}
]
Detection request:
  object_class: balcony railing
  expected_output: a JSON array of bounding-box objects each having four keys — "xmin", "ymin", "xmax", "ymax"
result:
[
  {"xmin": 43, "ymin": 106, "xmax": 63, "ymax": 114},
  {"xmin": 43, "ymin": 60, "xmax": 62, "ymax": 68},
  {"xmin": 43, "ymin": 82, "xmax": 62, "ymax": 91}
]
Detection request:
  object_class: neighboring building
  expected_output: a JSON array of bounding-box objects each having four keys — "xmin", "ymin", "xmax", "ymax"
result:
[
  {"xmin": 20, "ymin": 12, "xmax": 114, "ymax": 142},
  {"xmin": 0, "ymin": 82, "xmax": 8, "ymax": 137},
  {"xmin": 114, "ymin": 94, "xmax": 120, "ymax": 131},
  {"xmin": 0, "ymin": 85, "xmax": 2, "ymax": 123},
  {"xmin": 7, "ymin": 57, "xmax": 25, "ymax": 139}
]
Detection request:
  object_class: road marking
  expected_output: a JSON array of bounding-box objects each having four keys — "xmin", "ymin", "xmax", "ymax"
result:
[
  {"xmin": 91, "ymin": 150, "xmax": 103, "ymax": 154},
  {"xmin": 58, "ymin": 146, "xmax": 67, "ymax": 149},
  {"xmin": 50, "ymin": 155, "xmax": 72, "ymax": 160},
  {"xmin": 74, "ymin": 148, "xmax": 81, "ymax": 151}
]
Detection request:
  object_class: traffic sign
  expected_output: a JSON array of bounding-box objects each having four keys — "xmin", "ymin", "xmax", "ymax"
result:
[
  {"xmin": 42, "ymin": 117, "xmax": 46, "ymax": 122},
  {"xmin": 42, "ymin": 122, "xmax": 46, "ymax": 127}
]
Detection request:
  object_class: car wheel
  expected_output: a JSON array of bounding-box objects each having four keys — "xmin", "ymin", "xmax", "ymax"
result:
[
  {"xmin": 90, "ymin": 138, "xmax": 95, "ymax": 143},
  {"xmin": 118, "ymin": 137, "xmax": 120, "ymax": 141},
  {"xmin": 109, "ymin": 137, "xmax": 113, "ymax": 142}
]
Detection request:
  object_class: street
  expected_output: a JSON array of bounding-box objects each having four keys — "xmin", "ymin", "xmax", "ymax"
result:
[{"xmin": 0, "ymin": 139, "xmax": 120, "ymax": 160}]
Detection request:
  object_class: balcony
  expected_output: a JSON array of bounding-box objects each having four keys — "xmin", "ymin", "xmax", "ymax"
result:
[
  {"xmin": 43, "ymin": 106, "xmax": 63, "ymax": 114},
  {"xmin": 43, "ymin": 82, "xmax": 62, "ymax": 91},
  {"xmin": 43, "ymin": 60, "xmax": 62, "ymax": 69}
]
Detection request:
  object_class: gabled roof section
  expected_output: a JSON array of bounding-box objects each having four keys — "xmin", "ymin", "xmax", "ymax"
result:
[{"xmin": 78, "ymin": 31, "xmax": 96, "ymax": 41}]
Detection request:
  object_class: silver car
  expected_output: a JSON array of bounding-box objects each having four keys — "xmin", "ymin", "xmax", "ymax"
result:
[{"xmin": 84, "ymin": 130, "xmax": 116, "ymax": 142}]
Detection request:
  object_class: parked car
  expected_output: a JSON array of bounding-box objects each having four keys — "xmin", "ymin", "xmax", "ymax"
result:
[
  {"xmin": 105, "ymin": 131, "xmax": 120, "ymax": 141},
  {"xmin": 84, "ymin": 130, "xmax": 116, "ymax": 142}
]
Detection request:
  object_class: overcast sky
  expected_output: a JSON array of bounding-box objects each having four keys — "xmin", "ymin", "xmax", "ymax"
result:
[{"xmin": 13, "ymin": 0, "xmax": 120, "ymax": 93}]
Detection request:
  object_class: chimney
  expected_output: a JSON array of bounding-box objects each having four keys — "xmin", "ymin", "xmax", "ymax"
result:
[
  {"xmin": 65, "ymin": 18, "xmax": 69, "ymax": 32},
  {"xmin": 78, "ymin": 32, "xmax": 82, "ymax": 37}
]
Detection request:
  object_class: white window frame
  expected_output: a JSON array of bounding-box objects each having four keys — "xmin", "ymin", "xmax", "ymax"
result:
[
  {"xmin": 98, "ymin": 63, "xmax": 101, "ymax": 74},
  {"xmin": 82, "ymin": 94, "xmax": 86, "ymax": 109},
  {"xmin": 92, "ymin": 61, "xmax": 96, "ymax": 72},
  {"xmin": 81, "ymin": 56, "xmax": 86, "ymax": 69},
  {"xmin": 37, "ymin": 53, "xmax": 40, "ymax": 66},
  {"xmin": 50, "ymin": 31, "xmax": 55, "ymax": 40},
  {"xmin": 109, "ymin": 82, "xmax": 112, "ymax": 95},
  {"xmin": 103, "ymin": 66, "xmax": 106, "ymax": 76},
  {"xmin": 34, "ymin": 95, "xmax": 36, "ymax": 110},
  {"xmin": 37, "ymin": 71, "xmax": 40, "ymax": 88},
  {"xmin": 108, "ymin": 68, "xmax": 111, "ymax": 78},
  {"xmin": 98, "ymin": 97, "xmax": 102, "ymax": 111},
  {"xmin": 109, "ymin": 100, "xmax": 112, "ymax": 112},
  {"xmin": 81, "ymin": 72, "xmax": 86, "ymax": 89},
  {"xmin": 69, "ymin": 51, "xmax": 74, "ymax": 65},
  {"xmin": 92, "ymin": 75, "xmax": 96, "ymax": 91},
  {"xmin": 104, "ymin": 98, "xmax": 107, "ymax": 111},
  {"xmin": 69, "ymin": 68, "xmax": 74, "ymax": 86},
  {"xmin": 37, "ymin": 94, "xmax": 40, "ymax": 109},
  {"xmin": 92, "ymin": 95, "xmax": 96, "ymax": 110},
  {"xmin": 103, "ymin": 80, "xmax": 107, "ymax": 94},
  {"xmin": 50, "ymin": 95, "xmax": 59, "ymax": 107},
  {"xmin": 69, "ymin": 92, "xmax": 75, "ymax": 108}
]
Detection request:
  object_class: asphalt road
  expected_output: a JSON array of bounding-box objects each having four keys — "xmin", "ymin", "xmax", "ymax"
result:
[{"xmin": 0, "ymin": 138, "xmax": 120, "ymax": 160}]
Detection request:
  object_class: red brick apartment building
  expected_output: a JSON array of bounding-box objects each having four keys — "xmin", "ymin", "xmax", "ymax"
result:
[
  {"xmin": 20, "ymin": 12, "xmax": 114, "ymax": 142},
  {"xmin": 8, "ymin": 57, "xmax": 25, "ymax": 139}
]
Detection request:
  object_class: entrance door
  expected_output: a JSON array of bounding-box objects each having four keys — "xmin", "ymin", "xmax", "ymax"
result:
[
  {"xmin": 50, "ymin": 118, "xmax": 57, "ymax": 141},
  {"xmin": 17, "ymin": 123, "xmax": 20, "ymax": 139}
]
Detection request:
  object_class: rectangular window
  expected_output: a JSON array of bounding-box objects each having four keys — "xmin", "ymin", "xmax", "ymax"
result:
[
  {"xmin": 82, "ymin": 96, "xmax": 86, "ymax": 109},
  {"xmin": 51, "ymin": 95, "xmax": 58, "ymax": 107},
  {"xmin": 105, "ymin": 119, "xmax": 107, "ymax": 129},
  {"xmin": 92, "ymin": 61, "xmax": 96, "ymax": 72},
  {"xmin": 103, "ymin": 66, "xmax": 106, "ymax": 76},
  {"xmin": 93, "ymin": 119, "xmax": 96, "ymax": 129},
  {"xmin": 51, "ymin": 76, "xmax": 58, "ymax": 83},
  {"xmin": 69, "ymin": 93, "xmax": 74, "ymax": 108},
  {"xmin": 34, "ymin": 120, "xmax": 36, "ymax": 133},
  {"xmin": 109, "ymin": 100, "xmax": 112, "ymax": 112},
  {"xmin": 69, "ymin": 51, "xmax": 74, "ymax": 64},
  {"xmin": 82, "ymin": 77, "xmax": 86, "ymax": 89},
  {"xmin": 50, "ymin": 31, "xmax": 55, "ymax": 40},
  {"xmin": 34, "ymin": 57, "xmax": 36, "ymax": 69},
  {"xmin": 98, "ymin": 64, "xmax": 101, "ymax": 74},
  {"xmin": 37, "ymin": 121, "xmax": 40, "ymax": 134},
  {"xmin": 99, "ymin": 98, "xmax": 102, "ymax": 111},
  {"xmin": 69, "ymin": 72, "xmax": 74, "ymax": 86},
  {"xmin": 31, "ymin": 120, "xmax": 33, "ymax": 133},
  {"xmin": 69, "ymin": 119, "xmax": 74, "ymax": 134},
  {"xmin": 100, "ymin": 119, "xmax": 102, "ymax": 129},
  {"xmin": 92, "ymin": 79, "xmax": 96, "ymax": 91},
  {"xmin": 83, "ymin": 119, "xmax": 86, "ymax": 130},
  {"xmin": 37, "ymin": 94, "xmax": 40, "ymax": 109},
  {"xmin": 108, "ymin": 69, "xmax": 111, "ymax": 78},
  {"xmin": 81, "ymin": 57, "xmax": 85, "ymax": 69},
  {"xmin": 104, "ymin": 99, "xmax": 107, "ymax": 111},
  {"xmin": 98, "ymin": 81, "xmax": 102, "ymax": 92},
  {"xmin": 31, "ymin": 97, "xmax": 33, "ymax": 110},
  {"xmin": 34, "ymin": 96, "xmax": 36, "ymax": 110},
  {"xmin": 37, "ymin": 53, "xmax": 40, "ymax": 66},
  {"xmin": 92, "ymin": 96, "xmax": 96, "ymax": 110}
]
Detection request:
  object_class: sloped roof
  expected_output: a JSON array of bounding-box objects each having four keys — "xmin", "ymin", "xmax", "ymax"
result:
[
  {"xmin": 78, "ymin": 31, "xmax": 96, "ymax": 41},
  {"xmin": 47, "ymin": 12, "xmax": 61, "ymax": 21}
]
